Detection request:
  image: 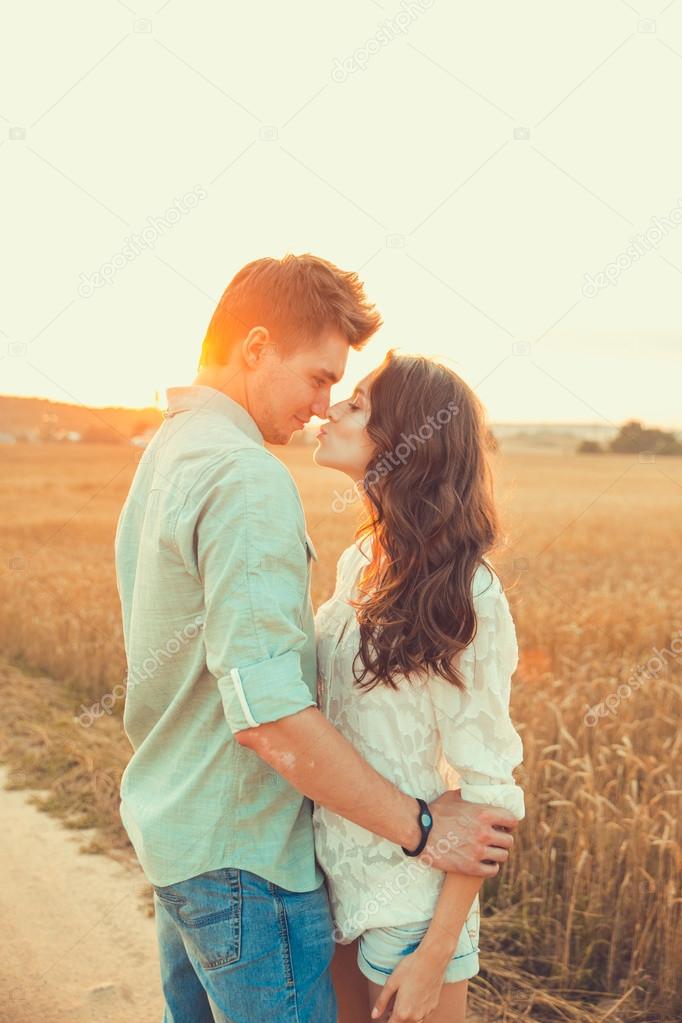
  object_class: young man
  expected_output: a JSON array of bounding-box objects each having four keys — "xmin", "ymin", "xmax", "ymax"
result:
[{"xmin": 115, "ymin": 253, "xmax": 519, "ymax": 1023}]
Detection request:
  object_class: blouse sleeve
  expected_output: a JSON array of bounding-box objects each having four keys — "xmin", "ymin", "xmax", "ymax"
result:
[{"xmin": 427, "ymin": 564, "xmax": 525, "ymax": 820}]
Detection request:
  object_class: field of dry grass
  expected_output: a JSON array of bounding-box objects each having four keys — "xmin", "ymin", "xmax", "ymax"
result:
[{"xmin": 0, "ymin": 442, "xmax": 681, "ymax": 1022}]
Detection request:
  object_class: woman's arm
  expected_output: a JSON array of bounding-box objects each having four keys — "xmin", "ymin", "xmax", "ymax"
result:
[
  {"xmin": 371, "ymin": 572, "xmax": 525, "ymax": 1020},
  {"xmin": 412, "ymin": 571, "xmax": 525, "ymax": 972},
  {"xmin": 414, "ymin": 871, "xmax": 482, "ymax": 970},
  {"xmin": 370, "ymin": 873, "xmax": 483, "ymax": 1020}
]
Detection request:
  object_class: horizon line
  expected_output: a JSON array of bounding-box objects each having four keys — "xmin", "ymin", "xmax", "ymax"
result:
[{"xmin": 0, "ymin": 392, "xmax": 679, "ymax": 433}]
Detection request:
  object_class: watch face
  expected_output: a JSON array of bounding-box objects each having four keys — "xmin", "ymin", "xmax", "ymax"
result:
[{"xmin": 421, "ymin": 812, "xmax": 432, "ymax": 827}]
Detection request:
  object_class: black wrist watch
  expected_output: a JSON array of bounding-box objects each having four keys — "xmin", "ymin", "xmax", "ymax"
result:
[{"xmin": 401, "ymin": 797, "xmax": 433, "ymax": 857}]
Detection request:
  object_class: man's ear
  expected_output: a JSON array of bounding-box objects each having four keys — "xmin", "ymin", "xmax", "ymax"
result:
[{"xmin": 241, "ymin": 326, "xmax": 271, "ymax": 369}]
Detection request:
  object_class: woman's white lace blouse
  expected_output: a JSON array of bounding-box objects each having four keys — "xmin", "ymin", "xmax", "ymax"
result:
[{"xmin": 312, "ymin": 540, "xmax": 525, "ymax": 943}]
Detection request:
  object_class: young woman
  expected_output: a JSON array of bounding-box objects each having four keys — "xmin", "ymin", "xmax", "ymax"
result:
[{"xmin": 312, "ymin": 351, "xmax": 525, "ymax": 1023}]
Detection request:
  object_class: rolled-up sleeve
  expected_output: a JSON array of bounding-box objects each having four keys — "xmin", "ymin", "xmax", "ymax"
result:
[
  {"xmin": 428, "ymin": 567, "xmax": 526, "ymax": 820},
  {"xmin": 174, "ymin": 448, "xmax": 317, "ymax": 734}
]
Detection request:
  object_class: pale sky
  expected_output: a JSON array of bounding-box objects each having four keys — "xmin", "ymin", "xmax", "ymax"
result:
[{"xmin": 1, "ymin": 1, "xmax": 681, "ymax": 428}]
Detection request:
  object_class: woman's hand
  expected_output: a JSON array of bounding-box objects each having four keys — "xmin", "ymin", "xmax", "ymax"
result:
[{"xmin": 370, "ymin": 945, "xmax": 449, "ymax": 1022}]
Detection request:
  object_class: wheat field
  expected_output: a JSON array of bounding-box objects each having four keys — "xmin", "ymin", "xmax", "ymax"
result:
[{"xmin": 0, "ymin": 442, "xmax": 680, "ymax": 1022}]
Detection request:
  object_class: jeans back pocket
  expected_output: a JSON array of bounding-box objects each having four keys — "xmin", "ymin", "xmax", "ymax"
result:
[{"xmin": 155, "ymin": 867, "xmax": 242, "ymax": 970}]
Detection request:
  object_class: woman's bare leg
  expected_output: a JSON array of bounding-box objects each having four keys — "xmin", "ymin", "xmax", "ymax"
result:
[
  {"xmin": 331, "ymin": 938, "xmax": 372, "ymax": 1023},
  {"xmin": 366, "ymin": 977, "xmax": 469, "ymax": 1023}
]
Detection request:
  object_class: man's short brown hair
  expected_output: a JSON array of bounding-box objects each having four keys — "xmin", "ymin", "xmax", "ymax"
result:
[{"xmin": 199, "ymin": 253, "xmax": 382, "ymax": 366}]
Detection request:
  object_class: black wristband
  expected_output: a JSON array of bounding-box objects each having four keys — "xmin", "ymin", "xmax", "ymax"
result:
[{"xmin": 401, "ymin": 797, "xmax": 433, "ymax": 857}]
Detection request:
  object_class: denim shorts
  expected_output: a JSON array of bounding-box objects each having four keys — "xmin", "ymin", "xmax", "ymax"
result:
[
  {"xmin": 152, "ymin": 867, "xmax": 337, "ymax": 1023},
  {"xmin": 357, "ymin": 908, "xmax": 480, "ymax": 986}
]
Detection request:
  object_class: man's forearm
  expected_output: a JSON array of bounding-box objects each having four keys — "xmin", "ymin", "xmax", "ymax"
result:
[{"xmin": 236, "ymin": 706, "xmax": 422, "ymax": 851}]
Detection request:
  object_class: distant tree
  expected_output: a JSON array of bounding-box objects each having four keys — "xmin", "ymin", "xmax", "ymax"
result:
[
  {"xmin": 39, "ymin": 411, "xmax": 59, "ymax": 442},
  {"xmin": 610, "ymin": 420, "xmax": 682, "ymax": 456},
  {"xmin": 81, "ymin": 427, "xmax": 127, "ymax": 444},
  {"xmin": 577, "ymin": 439, "xmax": 602, "ymax": 454},
  {"xmin": 131, "ymin": 418, "xmax": 153, "ymax": 436}
]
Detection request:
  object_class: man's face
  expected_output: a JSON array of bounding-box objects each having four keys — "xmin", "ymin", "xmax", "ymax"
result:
[{"xmin": 249, "ymin": 328, "xmax": 350, "ymax": 445}]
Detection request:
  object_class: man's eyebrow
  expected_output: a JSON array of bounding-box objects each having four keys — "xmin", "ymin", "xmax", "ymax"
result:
[{"xmin": 320, "ymin": 368, "xmax": 342, "ymax": 384}]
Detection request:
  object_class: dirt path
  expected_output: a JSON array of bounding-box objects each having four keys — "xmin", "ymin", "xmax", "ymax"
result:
[{"xmin": 0, "ymin": 765, "xmax": 163, "ymax": 1023}]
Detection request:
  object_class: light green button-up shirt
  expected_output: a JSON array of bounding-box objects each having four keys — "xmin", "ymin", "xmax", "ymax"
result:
[{"xmin": 114, "ymin": 384, "xmax": 324, "ymax": 891}]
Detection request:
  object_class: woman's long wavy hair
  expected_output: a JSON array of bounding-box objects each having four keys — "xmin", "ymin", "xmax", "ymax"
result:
[{"xmin": 350, "ymin": 350, "xmax": 498, "ymax": 692}]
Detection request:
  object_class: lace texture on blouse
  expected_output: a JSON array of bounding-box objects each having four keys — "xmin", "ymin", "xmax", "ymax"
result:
[{"xmin": 312, "ymin": 540, "xmax": 525, "ymax": 943}]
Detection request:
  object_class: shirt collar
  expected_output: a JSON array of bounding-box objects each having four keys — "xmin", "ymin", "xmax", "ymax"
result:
[{"xmin": 163, "ymin": 385, "xmax": 264, "ymax": 445}]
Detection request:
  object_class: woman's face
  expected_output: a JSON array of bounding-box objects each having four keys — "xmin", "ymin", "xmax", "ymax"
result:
[{"xmin": 313, "ymin": 370, "xmax": 377, "ymax": 481}]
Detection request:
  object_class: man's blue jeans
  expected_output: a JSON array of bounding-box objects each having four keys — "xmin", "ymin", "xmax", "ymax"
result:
[{"xmin": 153, "ymin": 866, "xmax": 337, "ymax": 1022}]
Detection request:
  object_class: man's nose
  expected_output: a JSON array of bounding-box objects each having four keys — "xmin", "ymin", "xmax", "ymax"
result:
[
  {"xmin": 323, "ymin": 400, "xmax": 341, "ymax": 421},
  {"xmin": 312, "ymin": 390, "xmax": 333, "ymax": 419}
]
